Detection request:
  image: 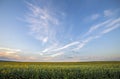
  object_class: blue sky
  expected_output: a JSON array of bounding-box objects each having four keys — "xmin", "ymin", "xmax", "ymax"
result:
[{"xmin": 0, "ymin": 0, "xmax": 120, "ymax": 61}]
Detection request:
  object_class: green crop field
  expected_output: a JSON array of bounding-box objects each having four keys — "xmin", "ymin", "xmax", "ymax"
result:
[{"xmin": 0, "ymin": 61, "xmax": 120, "ymax": 79}]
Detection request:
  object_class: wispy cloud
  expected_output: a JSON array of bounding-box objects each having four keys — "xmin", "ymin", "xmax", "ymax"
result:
[
  {"xmin": 24, "ymin": 1, "xmax": 120, "ymax": 60},
  {"xmin": 40, "ymin": 17, "xmax": 120, "ymax": 58},
  {"xmin": 105, "ymin": 17, "xmax": 120, "ymax": 28},
  {"xmin": 103, "ymin": 9, "xmax": 120, "ymax": 18},
  {"xmin": 57, "ymin": 8, "xmax": 119, "ymax": 55},
  {"xmin": 73, "ymin": 37, "xmax": 94, "ymax": 50},
  {"xmin": 84, "ymin": 19, "xmax": 112, "ymax": 36},
  {"xmin": 84, "ymin": 16, "xmax": 120, "ymax": 37},
  {"xmin": 50, "ymin": 52, "xmax": 64, "ymax": 57},
  {"xmin": 102, "ymin": 23, "xmax": 120, "ymax": 34},
  {"xmin": 91, "ymin": 14, "xmax": 100, "ymax": 20},
  {"xmin": 25, "ymin": 2, "xmax": 64, "ymax": 44},
  {"xmin": 52, "ymin": 42, "xmax": 79, "ymax": 52},
  {"xmin": 39, "ymin": 42, "xmax": 79, "ymax": 57},
  {"xmin": 74, "ymin": 17, "xmax": 120, "ymax": 51},
  {"xmin": 84, "ymin": 13, "xmax": 100, "ymax": 22},
  {"xmin": 104, "ymin": 9, "xmax": 113, "ymax": 17}
]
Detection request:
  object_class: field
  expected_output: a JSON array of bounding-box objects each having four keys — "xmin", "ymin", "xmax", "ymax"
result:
[{"xmin": 0, "ymin": 61, "xmax": 120, "ymax": 79}]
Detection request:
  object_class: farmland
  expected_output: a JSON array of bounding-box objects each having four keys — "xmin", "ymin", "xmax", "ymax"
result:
[{"xmin": 0, "ymin": 61, "xmax": 120, "ymax": 79}]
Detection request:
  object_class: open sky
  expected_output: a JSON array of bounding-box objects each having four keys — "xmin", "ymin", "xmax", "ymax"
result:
[{"xmin": 0, "ymin": 0, "xmax": 120, "ymax": 62}]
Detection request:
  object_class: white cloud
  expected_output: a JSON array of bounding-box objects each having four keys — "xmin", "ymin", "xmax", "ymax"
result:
[
  {"xmin": 39, "ymin": 53, "xmax": 43, "ymax": 56},
  {"xmin": 105, "ymin": 17, "xmax": 120, "ymax": 28},
  {"xmin": 100, "ymin": 17, "xmax": 120, "ymax": 34},
  {"xmin": 52, "ymin": 41, "xmax": 79, "ymax": 51},
  {"xmin": 84, "ymin": 17, "xmax": 120, "ymax": 37},
  {"xmin": 24, "ymin": 2, "xmax": 120, "ymax": 60},
  {"xmin": 39, "ymin": 42, "xmax": 79, "ymax": 57},
  {"xmin": 85, "ymin": 19, "xmax": 112, "ymax": 36},
  {"xmin": 74, "ymin": 17, "xmax": 120, "ymax": 51},
  {"xmin": 73, "ymin": 37, "xmax": 94, "ymax": 50},
  {"xmin": 39, "ymin": 17, "xmax": 120, "ymax": 57},
  {"xmin": 42, "ymin": 49, "xmax": 49, "ymax": 53},
  {"xmin": 42, "ymin": 43, "xmax": 58, "ymax": 53},
  {"xmin": 104, "ymin": 10, "xmax": 113, "ymax": 17},
  {"xmin": 84, "ymin": 14, "xmax": 100, "ymax": 22},
  {"xmin": 50, "ymin": 52, "xmax": 64, "ymax": 57},
  {"xmin": 102, "ymin": 24, "xmax": 120, "ymax": 34},
  {"xmin": 39, "ymin": 41, "xmax": 79, "ymax": 57},
  {"xmin": 43, "ymin": 37, "xmax": 48, "ymax": 43},
  {"xmin": 25, "ymin": 2, "xmax": 63, "ymax": 44},
  {"xmin": 91, "ymin": 14, "xmax": 100, "ymax": 20},
  {"xmin": 103, "ymin": 9, "xmax": 120, "ymax": 17}
]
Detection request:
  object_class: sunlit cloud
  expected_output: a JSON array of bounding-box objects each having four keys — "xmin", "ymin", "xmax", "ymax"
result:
[
  {"xmin": 0, "ymin": 47, "xmax": 21, "ymax": 53},
  {"xmin": 0, "ymin": 47, "xmax": 21, "ymax": 60},
  {"xmin": 0, "ymin": 47, "xmax": 37, "ymax": 61}
]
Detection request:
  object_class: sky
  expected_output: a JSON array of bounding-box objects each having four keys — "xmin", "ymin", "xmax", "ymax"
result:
[{"xmin": 0, "ymin": 0, "xmax": 120, "ymax": 62}]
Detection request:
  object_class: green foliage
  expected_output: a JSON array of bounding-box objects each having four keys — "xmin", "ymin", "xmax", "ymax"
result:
[{"xmin": 0, "ymin": 62, "xmax": 120, "ymax": 79}]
